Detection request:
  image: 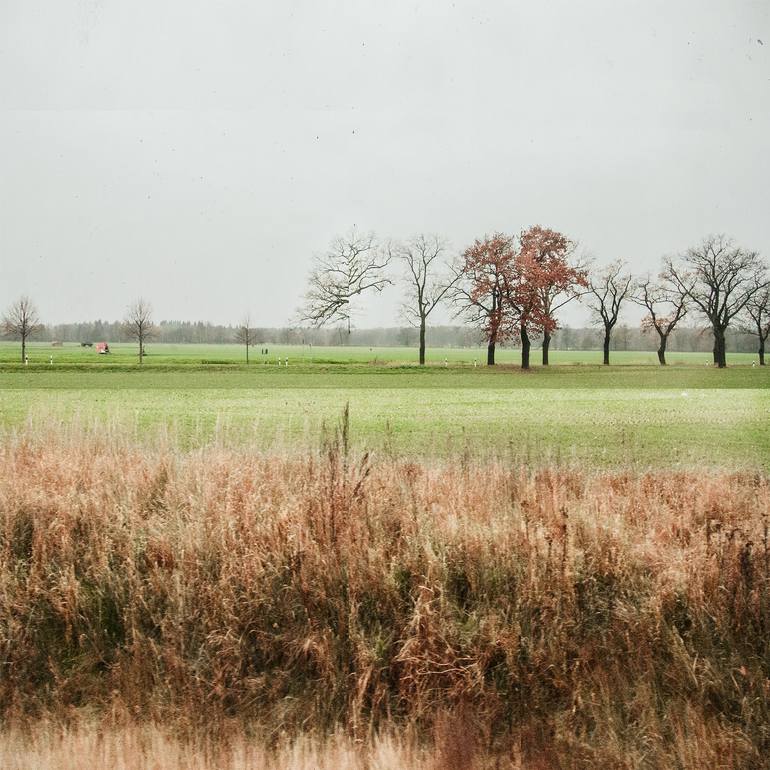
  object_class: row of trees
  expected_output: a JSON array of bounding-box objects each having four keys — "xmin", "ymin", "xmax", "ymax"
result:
[
  {"xmin": 3, "ymin": 233, "xmax": 768, "ymax": 368},
  {"xmin": 298, "ymin": 230, "xmax": 769, "ymax": 368},
  {"xmin": 1, "ymin": 304, "xmax": 761, "ymax": 359},
  {"xmin": 1, "ymin": 298, "xmax": 156, "ymax": 365},
  {"xmin": 41, "ymin": 319, "xmax": 243, "ymax": 345}
]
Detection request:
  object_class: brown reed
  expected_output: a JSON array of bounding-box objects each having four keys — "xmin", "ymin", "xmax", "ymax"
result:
[{"xmin": 0, "ymin": 424, "xmax": 768, "ymax": 768}]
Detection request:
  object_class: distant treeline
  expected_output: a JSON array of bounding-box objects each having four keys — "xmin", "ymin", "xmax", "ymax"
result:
[{"xmin": 38, "ymin": 320, "xmax": 758, "ymax": 354}]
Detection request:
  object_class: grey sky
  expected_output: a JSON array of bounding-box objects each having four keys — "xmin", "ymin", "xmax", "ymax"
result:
[{"xmin": 1, "ymin": 0, "xmax": 768, "ymax": 328}]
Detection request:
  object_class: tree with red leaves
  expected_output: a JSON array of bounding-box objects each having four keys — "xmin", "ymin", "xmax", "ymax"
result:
[
  {"xmin": 451, "ymin": 233, "xmax": 517, "ymax": 366},
  {"xmin": 518, "ymin": 226, "xmax": 587, "ymax": 365},
  {"xmin": 499, "ymin": 249, "xmax": 550, "ymax": 370},
  {"xmin": 453, "ymin": 227, "xmax": 586, "ymax": 370}
]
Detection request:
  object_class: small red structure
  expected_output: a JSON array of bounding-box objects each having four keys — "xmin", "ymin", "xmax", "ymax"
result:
[{"xmin": 95, "ymin": 342, "xmax": 110, "ymax": 354}]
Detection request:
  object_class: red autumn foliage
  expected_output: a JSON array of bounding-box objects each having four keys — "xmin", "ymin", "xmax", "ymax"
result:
[
  {"xmin": 454, "ymin": 233, "xmax": 518, "ymax": 359},
  {"xmin": 519, "ymin": 226, "xmax": 587, "ymax": 342},
  {"xmin": 455, "ymin": 227, "xmax": 585, "ymax": 367}
]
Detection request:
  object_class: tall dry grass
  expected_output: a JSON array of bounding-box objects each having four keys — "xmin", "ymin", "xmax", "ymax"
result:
[
  {"xmin": 1, "ymin": 420, "xmax": 769, "ymax": 768},
  {"xmin": 0, "ymin": 724, "xmax": 431, "ymax": 770}
]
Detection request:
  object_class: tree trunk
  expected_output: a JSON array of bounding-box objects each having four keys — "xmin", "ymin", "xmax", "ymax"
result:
[
  {"xmin": 760, "ymin": 336, "xmax": 766, "ymax": 366},
  {"xmin": 542, "ymin": 331, "xmax": 551, "ymax": 366},
  {"xmin": 657, "ymin": 333, "xmax": 667, "ymax": 366},
  {"xmin": 246, "ymin": 342, "xmax": 249, "ymax": 365},
  {"xmin": 712, "ymin": 339, "xmax": 719, "ymax": 365},
  {"xmin": 21, "ymin": 334, "xmax": 26, "ymax": 364},
  {"xmin": 487, "ymin": 340, "xmax": 496, "ymax": 366},
  {"xmin": 520, "ymin": 324, "xmax": 531, "ymax": 370},
  {"xmin": 714, "ymin": 328, "xmax": 727, "ymax": 368},
  {"xmin": 419, "ymin": 319, "xmax": 426, "ymax": 366},
  {"xmin": 603, "ymin": 327, "xmax": 611, "ymax": 365}
]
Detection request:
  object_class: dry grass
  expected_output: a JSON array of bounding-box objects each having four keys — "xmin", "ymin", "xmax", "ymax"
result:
[
  {"xmin": 0, "ymin": 724, "xmax": 431, "ymax": 770},
  {"xmin": 1, "ymin": 420, "xmax": 769, "ymax": 768}
]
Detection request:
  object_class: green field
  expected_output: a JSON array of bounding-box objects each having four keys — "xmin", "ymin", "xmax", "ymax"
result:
[
  {"xmin": 1, "ymin": 341, "xmax": 767, "ymax": 468},
  {"xmin": 0, "ymin": 340, "xmax": 761, "ymax": 368}
]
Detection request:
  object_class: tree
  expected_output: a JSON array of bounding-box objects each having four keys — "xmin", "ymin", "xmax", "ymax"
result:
[
  {"xmin": 742, "ymin": 286, "xmax": 770, "ymax": 365},
  {"xmin": 500, "ymin": 249, "xmax": 548, "ymax": 370},
  {"xmin": 298, "ymin": 228, "xmax": 391, "ymax": 337},
  {"xmin": 234, "ymin": 315, "xmax": 256, "ymax": 364},
  {"xmin": 632, "ymin": 276, "xmax": 687, "ymax": 365},
  {"xmin": 518, "ymin": 226, "xmax": 587, "ymax": 365},
  {"xmin": 451, "ymin": 233, "xmax": 517, "ymax": 365},
  {"xmin": 664, "ymin": 235, "xmax": 767, "ymax": 368},
  {"xmin": 124, "ymin": 299, "xmax": 154, "ymax": 364},
  {"xmin": 585, "ymin": 261, "xmax": 633, "ymax": 365},
  {"xmin": 393, "ymin": 234, "xmax": 458, "ymax": 366},
  {"xmin": 2, "ymin": 296, "xmax": 42, "ymax": 363}
]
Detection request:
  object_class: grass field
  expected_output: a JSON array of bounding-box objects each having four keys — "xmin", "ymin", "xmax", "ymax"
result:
[
  {"xmin": 2, "ymin": 341, "xmax": 769, "ymax": 767},
  {"xmin": 0, "ymin": 340, "xmax": 761, "ymax": 367},
  {"xmin": 0, "ymin": 342, "xmax": 767, "ymax": 468}
]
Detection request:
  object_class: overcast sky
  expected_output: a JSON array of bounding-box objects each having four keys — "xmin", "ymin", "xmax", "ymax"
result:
[{"xmin": 1, "ymin": 0, "xmax": 768, "ymax": 328}]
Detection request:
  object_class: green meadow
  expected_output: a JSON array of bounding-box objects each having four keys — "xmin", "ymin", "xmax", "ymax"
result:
[
  {"xmin": 1, "ymin": 342, "xmax": 766, "ymax": 468},
  {"xmin": 0, "ymin": 340, "xmax": 760, "ymax": 367}
]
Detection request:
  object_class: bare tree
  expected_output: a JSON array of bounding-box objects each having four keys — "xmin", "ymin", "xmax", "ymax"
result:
[
  {"xmin": 234, "ymin": 315, "xmax": 257, "ymax": 364},
  {"xmin": 2, "ymin": 296, "xmax": 42, "ymax": 363},
  {"xmin": 632, "ymin": 276, "xmax": 687, "ymax": 365},
  {"xmin": 124, "ymin": 299, "xmax": 155, "ymax": 364},
  {"xmin": 393, "ymin": 234, "xmax": 458, "ymax": 366},
  {"xmin": 298, "ymin": 228, "xmax": 391, "ymax": 337},
  {"xmin": 742, "ymin": 286, "xmax": 770, "ymax": 365},
  {"xmin": 584, "ymin": 261, "xmax": 633, "ymax": 365},
  {"xmin": 664, "ymin": 235, "xmax": 767, "ymax": 368}
]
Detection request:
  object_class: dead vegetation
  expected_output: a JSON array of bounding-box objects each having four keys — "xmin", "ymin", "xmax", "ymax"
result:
[{"xmin": 1, "ymin": 423, "xmax": 769, "ymax": 768}]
